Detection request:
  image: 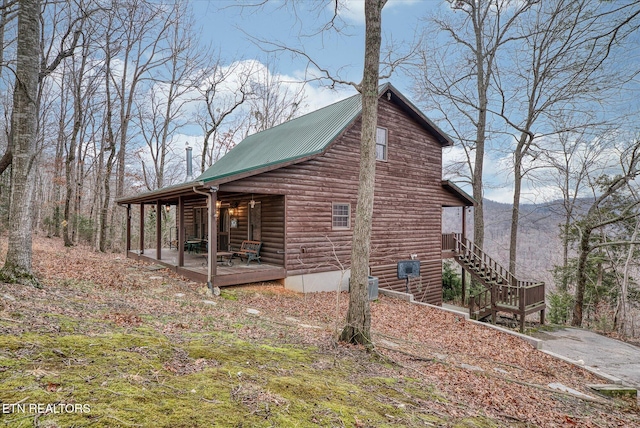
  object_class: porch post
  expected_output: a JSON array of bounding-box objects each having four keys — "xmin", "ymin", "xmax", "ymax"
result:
[
  {"xmin": 461, "ymin": 206, "xmax": 467, "ymax": 303},
  {"xmin": 156, "ymin": 200, "xmax": 162, "ymax": 260},
  {"xmin": 209, "ymin": 189, "xmax": 218, "ymax": 287},
  {"xmin": 178, "ymin": 196, "xmax": 184, "ymax": 267},
  {"xmin": 126, "ymin": 204, "xmax": 131, "ymax": 252},
  {"xmin": 139, "ymin": 204, "xmax": 145, "ymax": 255}
]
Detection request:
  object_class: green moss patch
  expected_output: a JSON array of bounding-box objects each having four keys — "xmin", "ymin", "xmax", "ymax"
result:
[{"xmin": 0, "ymin": 324, "xmax": 453, "ymax": 427}]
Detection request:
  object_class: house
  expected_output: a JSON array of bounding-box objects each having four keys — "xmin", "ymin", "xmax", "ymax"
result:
[{"xmin": 117, "ymin": 83, "xmax": 478, "ymax": 306}]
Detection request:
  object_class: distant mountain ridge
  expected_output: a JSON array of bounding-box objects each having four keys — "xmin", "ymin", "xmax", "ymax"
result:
[{"xmin": 443, "ymin": 198, "xmax": 575, "ymax": 286}]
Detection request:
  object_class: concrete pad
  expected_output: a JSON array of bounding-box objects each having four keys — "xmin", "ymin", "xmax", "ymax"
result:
[{"xmin": 533, "ymin": 327, "xmax": 640, "ymax": 389}]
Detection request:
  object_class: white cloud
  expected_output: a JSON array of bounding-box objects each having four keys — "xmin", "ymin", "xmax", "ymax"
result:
[
  {"xmin": 132, "ymin": 57, "xmax": 356, "ymax": 184},
  {"xmin": 335, "ymin": 0, "xmax": 422, "ymax": 25},
  {"xmin": 301, "ymin": 84, "xmax": 356, "ymax": 112}
]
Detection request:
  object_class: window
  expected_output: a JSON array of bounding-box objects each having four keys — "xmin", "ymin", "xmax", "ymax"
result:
[
  {"xmin": 376, "ymin": 127, "xmax": 387, "ymax": 161},
  {"xmin": 332, "ymin": 203, "xmax": 351, "ymax": 229}
]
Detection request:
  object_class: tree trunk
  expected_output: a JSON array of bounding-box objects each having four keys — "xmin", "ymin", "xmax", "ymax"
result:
[
  {"xmin": 616, "ymin": 217, "xmax": 639, "ymax": 336},
  {"xmin": 0, "ymin": 0, "xmax": 41, "ymax": 287},
  {"xmin": 63, "ymin": 44, "xmax": 88, "ymax": 246},
  {"xmin": 340, "ymin": 0, "xmax": 385, "ymax": 346},
  {"xmin": 572, "ymin": 226, "xmax": 592, "ymax": 327},
  {"xmin": 508, "ymin": 150, "xmax": 523, "ymax": 277},
  {"xmin": 472, "ymin": 80, "xmax": 487, "ymax": 251},
  {"xmin": 52, "ymin": 82, "xmax": 66, "ymax": 238}
]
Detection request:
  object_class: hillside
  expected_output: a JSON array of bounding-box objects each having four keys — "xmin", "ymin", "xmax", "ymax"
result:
[
  {"xmin": 444, "ymin": 199, "xmax": 569, "ymax": 286},
  {"xmin": 0, "ymin": 238, "xmax": 638, "ymax": 427}
]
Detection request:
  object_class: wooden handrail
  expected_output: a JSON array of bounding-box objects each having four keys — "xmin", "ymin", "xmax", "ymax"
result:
[
  {"xmin": 449, "ymin": 233, "xmax": 545, "ymax": 291},
  {"xmin": 444, "ymin": 233, "xmax": 546, "ymax": 331},
  {"xmin": 451, "ymin": 233, "xmax": 513, "ymax": 286}
]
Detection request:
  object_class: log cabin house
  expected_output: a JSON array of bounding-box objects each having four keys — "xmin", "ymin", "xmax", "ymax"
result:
[{"xmin": 117, "ymin": 83, "xmax": 545, "ymax": 326}]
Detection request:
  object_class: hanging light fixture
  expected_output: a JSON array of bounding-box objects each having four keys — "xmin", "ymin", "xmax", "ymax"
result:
[{"xmin": 250, "ymin": 194, "xmax": 256, "ymax": 209}]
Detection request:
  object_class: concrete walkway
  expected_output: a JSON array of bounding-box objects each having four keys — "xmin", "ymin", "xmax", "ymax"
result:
[{"xmin": 532, "ymin": 327, "xmax": 640, "ymax": 389}]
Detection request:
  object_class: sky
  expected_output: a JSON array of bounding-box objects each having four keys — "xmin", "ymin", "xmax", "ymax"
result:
[
  {"xmin": 180, "ymin": 1, "xmax": 508, "ymax": 193},
  {"xmin": 169, "ymin": 1, "xmax": 640, "ymax": 205},
  {"xmin": 190, "ymin": 0, "xmax": 429, "ymax": 98}
]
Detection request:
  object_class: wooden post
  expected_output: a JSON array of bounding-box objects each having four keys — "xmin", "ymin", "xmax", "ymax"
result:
[
  {"xmin": 491, "ymin": 284, "xmax": 497, "ymax": 324},
  {"xmin": 209, "ymin": 189, "xmax": 217, "ymax": 287},
  {"xmin": 139, "ymin": 204, "xmax": 145, "ymax": 255},
  {"xmin": 156, "ymin": 200, "xmax": 162, "ymax": 260},
  {"xmin": 126, "ymin": 204, "xmax": 131, "ymax": 252},
  {"xmin": 519, "ymin": 285, "xmax": 526, "ymax": 332},
  {"xmin": 178, "ymin": 196, "xmax": 184, "ymax": 267}
]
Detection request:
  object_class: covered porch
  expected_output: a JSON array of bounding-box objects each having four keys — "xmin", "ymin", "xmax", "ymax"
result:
[
  {"xmin": 118, "ymin": 181, "xmax": 286, "ymax": 289},
  {"xmin": 128, "ymin": 248, "xmax": 286, "ymax": 287}
]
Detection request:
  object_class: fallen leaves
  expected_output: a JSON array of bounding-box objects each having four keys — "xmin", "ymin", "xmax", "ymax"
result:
[{"xmin": 0, "ymin": 237, "xmax": 637, "ymax": 427}]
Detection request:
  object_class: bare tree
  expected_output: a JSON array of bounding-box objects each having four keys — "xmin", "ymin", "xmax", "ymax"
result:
[
  {"xmin": 110, "ymin": 0, "xmax": 175, "ymax": 200},
  {"xmin": 414, "ymin": 0, "xmax": 536, "ymax": 251},
  {"xmin": 95, "ymin": 6, "xmax": 121, "ymax": 252},
  {"xmin": 0, "ymin": 0, "xmax": 87, "ymax": 283},
  {"xmin": 0, "ymin": 0, "xmax": 18, "ymax": 175},
  {"xmin": 136, "ymin": 2, "xmax": 212, "ymax": 189},
  {"xmin": 244, "ymin": 60, "xmax": 305, "ymax": 135},
  {"xmin": 196, "ymin": 59, "xmax": 253, "ymax": 173},
  {"xmin": 497, "ymin": 0, "xmax": 640, "ymax": 277},
  {"xmin": 570, "ymin": 141, "xmax": 640, "ymax": 327},
  {"xmin": 0, "ymin": 0, "xmax": 40, "ymax": 286},
  {"xmin": 62, "ymin": 31, "xmax": 90, "ymax": 246},
  {"xmin": 92, "ymin": 0, "xmax": 180, "ymax": 249},
  {"xmin": 339, "ymin": 0, "xmax": 386, "ymax": 346},
  {"xmin": 240, "ymin": 0, "xmax": 402, "ymax": 345},
  {"xmin": 543, "ymin": 124, "xmax": 610, "ymax": 291},
  {"xmin": 615, "ymin": 208, "xmax": 640, "ymax": 336}
]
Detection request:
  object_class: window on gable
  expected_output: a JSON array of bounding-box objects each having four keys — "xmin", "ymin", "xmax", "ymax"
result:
[
  {"xmin": 332, "ymin": 202, "xmax": 351, "ymax": 230},
  {"xmin": 376, "ymin": 127, "xmax": 387, "ymax": 161}
]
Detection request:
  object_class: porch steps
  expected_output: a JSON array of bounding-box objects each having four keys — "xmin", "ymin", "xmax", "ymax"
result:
[{"xmin": 446, "ymin": 234, "xmax": 546, "ymax": 332}]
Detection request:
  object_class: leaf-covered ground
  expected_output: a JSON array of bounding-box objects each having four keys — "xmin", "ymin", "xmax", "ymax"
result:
[{"xmin": 0, "ymin": 237, "xmax": 638, "ymax": 427}]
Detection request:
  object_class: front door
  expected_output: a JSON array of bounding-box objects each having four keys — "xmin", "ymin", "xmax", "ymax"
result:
[{"xmin": 248, "ymin": 202, "xmax": 261, "ymax": 241}]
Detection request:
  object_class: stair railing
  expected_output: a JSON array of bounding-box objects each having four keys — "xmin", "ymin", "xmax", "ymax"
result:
[
  {"xmin": 469, "ymin": 286, "xmax": 492, "ymax": 319},
  {"xmin": 452, "ymin": 233, "xmax": 513, "ymax": 287}
]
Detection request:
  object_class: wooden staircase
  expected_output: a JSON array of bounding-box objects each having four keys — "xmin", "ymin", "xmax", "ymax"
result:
[{"xmin": 442, "ymin": 233, "xmax": 546, "ymax": 332}]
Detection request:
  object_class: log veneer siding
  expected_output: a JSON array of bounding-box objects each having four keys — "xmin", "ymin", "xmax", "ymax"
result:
[{"xmin": 217, "ymin": 98, "xmax": 449, "ymax": 304}]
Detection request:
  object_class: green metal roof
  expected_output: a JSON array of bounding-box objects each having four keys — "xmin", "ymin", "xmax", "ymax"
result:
[
  {"xmin": 116, "ymin": 83, "xmax": 454, "ymax": 205},
  {"xmin": 196, "ymin": 90, "xmax": 363, "ymax": 183}
]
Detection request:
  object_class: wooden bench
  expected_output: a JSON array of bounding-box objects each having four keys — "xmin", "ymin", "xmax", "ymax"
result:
[{"xmin": 232, "ymin": 240, "xmax": 262, "ymax": 265}]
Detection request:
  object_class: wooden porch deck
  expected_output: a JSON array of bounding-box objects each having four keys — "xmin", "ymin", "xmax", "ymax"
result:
[{"xmin": 127, "ymin": 248, "xmax": 286, "ymax": 287}]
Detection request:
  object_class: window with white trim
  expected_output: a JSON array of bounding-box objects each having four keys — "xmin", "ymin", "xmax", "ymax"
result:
[
  {"xmin": 332, "ymin": 202, "xmax": 351, "ymax": 230},
  {"xmin": 376, "ymin": 127, "xmax": 387, "ymax": 161}
]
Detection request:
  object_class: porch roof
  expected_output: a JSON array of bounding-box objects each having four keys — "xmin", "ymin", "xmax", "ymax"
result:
[
  {"xmin": 441, "ymin": 180, "xmax": 476, "ymax": 207},
  {"xmin": 116, "ymin": 180, "xmax": 206, "ymax": 205}
]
